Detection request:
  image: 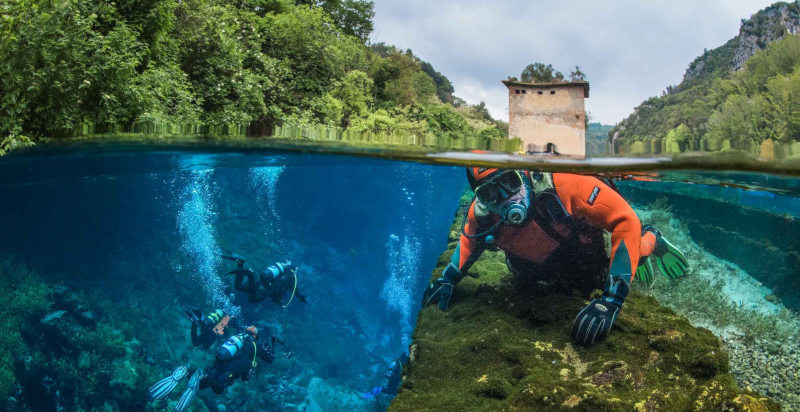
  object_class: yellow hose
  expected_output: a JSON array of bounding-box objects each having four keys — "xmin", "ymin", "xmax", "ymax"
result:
[{"xmin": 282, "ymin": 268, "xmax": 298, "ymax": 308}]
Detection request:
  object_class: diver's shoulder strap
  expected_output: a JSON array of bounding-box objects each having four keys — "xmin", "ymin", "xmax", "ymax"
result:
[{"xmin": 526, "ymin": 171, "xmax": 572, "ymax": 243}]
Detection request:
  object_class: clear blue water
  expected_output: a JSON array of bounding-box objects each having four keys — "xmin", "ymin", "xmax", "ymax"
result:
[
  {"xmin": 0, "ymin": 149, "xmax": 465, "ymax": 411},
  {"xmin": 1, "ymin": 146, "xmax": 799, "ymax": 411}
]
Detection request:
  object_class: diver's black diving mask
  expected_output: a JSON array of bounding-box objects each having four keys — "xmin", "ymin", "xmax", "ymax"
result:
[{"xmin": 474, "ymin": 171, "xmax": 524, "ymax": 205}]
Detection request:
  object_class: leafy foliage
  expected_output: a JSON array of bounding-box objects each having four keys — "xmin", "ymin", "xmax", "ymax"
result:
[
  {"xmin": 295, "ymin": 0, "xmax": 374, "ymax": 41},
  {"xmin": 520, "ymin": 62, "xmax": 564, "ymax": 83},
  {"xmin": 569, "ymin": 65, "xmax": 586, "ymax": 82},
  {"xmin": 1, "ymin": 0, "xmax": 503, "ymax": 150}
]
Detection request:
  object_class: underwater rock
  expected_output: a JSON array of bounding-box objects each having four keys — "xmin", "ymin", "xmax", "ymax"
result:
[
  {"xmin": 302, "ymin": 377, "xmax": 369, "ymax": 412},
  {"xmin": 389, "ymin": 213, "xmax": 779, "ymax": 412},
  {"xmin": 4, "ymin": 278, "xmax": 155, "ymax": 411},
  {"xmin": 40, "ymin": 310, "xmax": 67, "ymax": 325}
]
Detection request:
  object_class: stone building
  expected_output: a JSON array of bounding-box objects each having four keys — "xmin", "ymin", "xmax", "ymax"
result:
[{"xmin": 502, "ymin": 80, "xmax": 589, "ymax": 156}]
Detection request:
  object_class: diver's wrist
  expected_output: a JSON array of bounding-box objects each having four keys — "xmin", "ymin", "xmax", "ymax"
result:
[{"xmin": 442, "ymin": 263, "xmax": 463, "ymax": 284}]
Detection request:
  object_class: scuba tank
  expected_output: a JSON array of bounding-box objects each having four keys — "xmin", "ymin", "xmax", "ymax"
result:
[
  {"xmin": 265, "ymin": 261, "xmax": 292, "ymax": 279},
  {"xmin": 217, "ymin": 334, "xmax": 246, "ymax": 361}
]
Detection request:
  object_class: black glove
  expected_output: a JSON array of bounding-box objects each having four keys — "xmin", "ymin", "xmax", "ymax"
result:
[
  {"xmin": 422, "ymin": 263, "xmax": 463, "ymax": 311},
  {"xmin": 571, "ymin": 298, "xmax": 621, "ymax": 346}
]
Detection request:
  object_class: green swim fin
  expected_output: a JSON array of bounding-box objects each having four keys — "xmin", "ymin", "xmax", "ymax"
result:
[
  {"xmin": 651, "ymin": 233, "xmax": 689, "ymax": 280},
  {"xmin": 635, "ymin": 257, "xmax": 654, "ymax": 284}
]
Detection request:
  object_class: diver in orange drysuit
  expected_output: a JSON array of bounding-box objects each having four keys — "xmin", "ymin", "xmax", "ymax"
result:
[{"xmin": 423, "ymin": 168, "xmax": 688, "ymax": 346}]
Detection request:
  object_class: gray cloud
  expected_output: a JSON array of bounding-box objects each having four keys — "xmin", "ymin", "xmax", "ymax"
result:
[{"xmin": 372, "ymin": 0, "xmax": 776, "ymax": 124}]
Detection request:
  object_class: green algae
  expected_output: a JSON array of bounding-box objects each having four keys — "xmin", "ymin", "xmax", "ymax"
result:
[
  {"xmin": 390, "ymin": 208, "xmax": 779, "ymax": 412},
  {"xmin": 0, "ymin": 258, "xmax": 159, "ymax": 411}
]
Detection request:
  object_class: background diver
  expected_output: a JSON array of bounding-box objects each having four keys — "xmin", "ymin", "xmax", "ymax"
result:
[
  {"xmin": 184, "ymin": 308, "xmax": 233, "ymax": 349},
  {"xmin": 148, "ymin": 326, "xmax": 290, "ymax": 411},
  {"xmin": 361, "ymin": 352, "xmax": 409, "ymax": 401},
  {"xmin": 423, "ymin": 167, "xmax": 689, "ymax": 346},
  {"xmin": 219, "ymin": 252, "xmax": 307, "ymax": 307}
]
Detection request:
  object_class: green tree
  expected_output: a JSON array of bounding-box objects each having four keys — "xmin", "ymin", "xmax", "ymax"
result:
[
  {"xmin": 331, "ymin": 70, "xmax": 373, "ymax": 126},
  {"xmin": 707, "ymin": 94, "xmax": 770, "ymax": 147},
  {"xmin": 765, "ymin": 67, "xmax": 800, "ymax": 142},
  {"xmin": 569, "ymin": 65, "xmax": 586, "ymax": 81},
  {"xmin": 663, "ymin": 124, "xmax": 692, "ymax": 152},
  {"xmin": 176, "ymin": 2, "xmax": 271, "ymax": 124},
  {"xmin": 256, "ymin": 4, "xmax": 368, "ymax": 125},
  {"xmin": 294, "ymin": 0, "xmax": 374, "ymax": 41},
  {"xmin": 0, "ymin": 0, "xmax": 508, "ymax": 153},
  {"xmin": 421, "ymin": 61, "xmax": 454, "ymax": 103},
  {"xmin": 1, "ymin": 0, "xmax": 151, "ymax": 137},
  {"xmin": 520, "ymin": 63, "xmax": 564, "ymax": 83}
]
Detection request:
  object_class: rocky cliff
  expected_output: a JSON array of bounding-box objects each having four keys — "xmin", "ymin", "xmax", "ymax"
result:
[
  {"xmin": 610, "ymin": 2, "xmax": 800, "ymax": 152},
  {"xmin": 684, "ymin": 2, "xmax": 800, "ymax": 82}
]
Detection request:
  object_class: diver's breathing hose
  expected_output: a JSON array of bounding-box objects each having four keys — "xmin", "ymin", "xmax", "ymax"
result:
[
  {"xmin": 460, "ymin": 196, "xmax": 506, "ymax": 240},
  {"xmin": 282, "ymin": 268, "xmax": 298, "ymax": 308}
]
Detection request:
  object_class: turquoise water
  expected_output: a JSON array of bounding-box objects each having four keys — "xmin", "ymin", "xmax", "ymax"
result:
[{"xmin": 0, "ymin": 145, "xmax": 798, "ymax": 410}]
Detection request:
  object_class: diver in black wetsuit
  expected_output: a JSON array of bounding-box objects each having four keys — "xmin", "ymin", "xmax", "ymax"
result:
[
  {"xmin": 184, "ymin": 308, "xmax": 232, "ymax": 349},
  {"xmin": 200, "ymin": 326, "xmax": 279, "ymax": 394},
  {"xmin": 220, "ymin": 252, "xmax": 307, "ymax": 307},
  {"xmin": 149, "ymin": 326, "xmax": 290, "ymax": 411},
  {"xmin": 361, "ymin": 353, "xmax": 409, "ymax": 401}
]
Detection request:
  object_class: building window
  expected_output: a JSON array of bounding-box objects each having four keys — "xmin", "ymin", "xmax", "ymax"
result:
[
  {"xmin": 550, "ymin": 90, "xmax": 556, "ymax": 95},
  {"xmin": 521, "ymin": 89, "xmax": 526, "ymax": 94},
  {"xmin": 515, "ymin": 89, "xmax": 520, "ymax": 94},
  {"xmin": 537, "ymin": 91, "xmax": 543, "ymax": 95}
]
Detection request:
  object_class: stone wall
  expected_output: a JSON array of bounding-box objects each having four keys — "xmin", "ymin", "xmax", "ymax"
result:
[{"xmin": 506, "ymin": 83, "xmax": 587, "ymax": 156}]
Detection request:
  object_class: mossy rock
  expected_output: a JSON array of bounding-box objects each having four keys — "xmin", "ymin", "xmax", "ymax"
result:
[{"xmin": 390, "ymin": 213, "xmax": 779, "ymax": 411}]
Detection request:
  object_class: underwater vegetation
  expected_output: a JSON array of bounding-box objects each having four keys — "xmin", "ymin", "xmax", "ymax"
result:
[
  {"xmin": 390, "ymin": 199, "xmax": 780, "ymax": 412},
  {"xmin": 0, "ymin": 257, "xmax": 160, "ymax": 411},
  {"xmin": 632, "ymin": 198, "xmax": 800, "ymax": 410}
]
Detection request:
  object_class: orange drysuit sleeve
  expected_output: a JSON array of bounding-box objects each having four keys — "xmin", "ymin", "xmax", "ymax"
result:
[
  {"xmin": 449, "ymin": 201, "xmax": 487, "ymax": 273},
  {"xmin": 552, "ymin": 174, "xmax": 646, "ymax": 280}
]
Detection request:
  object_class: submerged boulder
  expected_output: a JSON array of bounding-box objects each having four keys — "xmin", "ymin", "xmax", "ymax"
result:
[
  {"xmin": 2, "ymin": 271, "xmax": 157, "ymax": 412},
  {"xmin": 390, "ymin": 216, "xmax": 778, "ymax": 411},
  {"xmin": 302, "ymin": 377, "xmax": 371, "ymax": 412}
]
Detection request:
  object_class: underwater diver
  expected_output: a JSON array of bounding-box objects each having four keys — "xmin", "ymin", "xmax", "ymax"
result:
[
  {"xmin": 149, "ymin": 326, "xmax": 290, "ymax": 411},
  {"xmin": 184, "ymin": 308, "xmax": 232, "ymax": 349},
  {"xmin": 361, "ymin": 353, "xmax": 409, "ymax": 401},
  {"xmin": 219, "ymin": 252, "xmax": 307, "ymax": 307},
  {"xmin": 423, "ymin": 168, "xmax": 689, "ymax": 346}
]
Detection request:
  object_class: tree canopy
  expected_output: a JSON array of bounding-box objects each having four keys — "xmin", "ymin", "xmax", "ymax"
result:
[
  {"xmin": 520, "ymin": 63, "xmax": 564, "ymax": 83},
  {"xmin": 515, "ymin": 63, "xmax": 587, "ymax": 83},
  {"xmin": 0, "ymin": 0, "xmax": 507, "ymax": 148}
]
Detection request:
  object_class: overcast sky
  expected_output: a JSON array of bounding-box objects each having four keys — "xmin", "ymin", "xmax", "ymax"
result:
[{"xmin": 371, "ymin": 0, "xmax": 778, "ymax": 125}]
